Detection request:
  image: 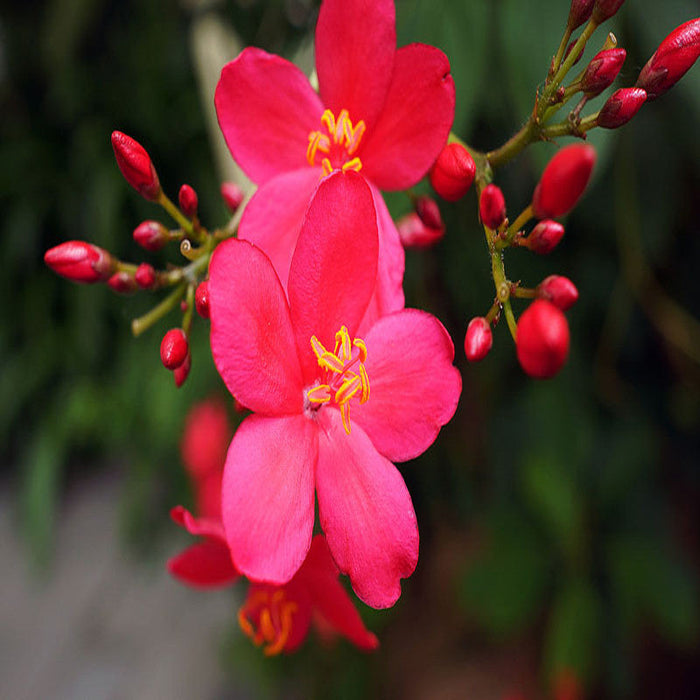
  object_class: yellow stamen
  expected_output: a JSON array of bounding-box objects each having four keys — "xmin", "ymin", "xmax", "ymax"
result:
[
  {"xmin": 306, "ymin": 384, "xmax": 332, "ymax": 404},
  {"xmin": 306, "ymin": 109, "xmax": 366, "ymax": 175},
  {"xmin": 359, "ymin": 364, "xmax": 370, "ymax": 403}
]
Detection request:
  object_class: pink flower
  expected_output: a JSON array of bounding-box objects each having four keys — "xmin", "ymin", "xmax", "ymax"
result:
[
  {"xmin": 208, "ymin": 171, "xmax": 461, "ymax": 608},
  {"xmin": 214, "ymin": 0, "xmax": 455, "ymax": 326}
]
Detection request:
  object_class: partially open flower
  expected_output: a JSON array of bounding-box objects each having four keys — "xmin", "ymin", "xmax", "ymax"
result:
[{"xmin": 516, "ymin": 300, "xmax": 570, "ymax": 379}]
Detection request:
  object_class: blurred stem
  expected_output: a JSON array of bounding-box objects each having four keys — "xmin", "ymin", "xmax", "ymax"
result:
[
  {"xmin": 552, "ymin": 26, "xmax": 573, "ymax": 74},
  {"xmin": 131, "ymin": 283, "xmax": 186, "ymax": 336}
]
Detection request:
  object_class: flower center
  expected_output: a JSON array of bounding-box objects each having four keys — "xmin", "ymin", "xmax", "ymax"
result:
[
  {"xmin": 306, "ymin": 109, "xmax": 366, "ymax": 178},
  {"xmin": 238, "ymin": 589, "xmax": 298, "ymax": 657},
  {"xmin": 304, "ymin": 325, "xmax": 370, "ymax": 435}
]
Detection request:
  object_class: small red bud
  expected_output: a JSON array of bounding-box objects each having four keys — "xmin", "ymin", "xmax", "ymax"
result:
[
  {"xmin": 567, "ymin": 0, "xmax": 595, "ymax": 30},
  {"xmin": 464, "ymin": 317, "xmax": 493, "ymax": 362},
  {"xmin": 174, "ymin": 353, "xmax": 192, "ymax": 388},
  {"xmin": 479, "ymin": 184, "xmax": 506, "ymax": 230},
  {"xmin": 221, "ymin": 182, "xmax": 245, "ymax": 213},
  {"xmin": 396, "ymin": 212, "xmax": 444, "ymax": 248},
  {"xmin": 111, "ymin": 131, "xmax": 161, "ymax": 201},
  {"xmin": 415, "ymin": 196, "xmax": 444, "ymax": 231},
  {"xmin": 107, "ymin": 271, "xmax": 137, "ymax": 294},
  {"xmin": 133, "ymin": 220, "xmax": 170, "ymax": 252},
  {"xmin": 538, "ymin": 275, "xmax": 579, "ymax": 311},
  {"xmin": 532, "ymin": 144, "xmax": 596, "ymax": 219},
  {"xmin": 429, "ymin": 142, "xmax": 476, "ymax": 202},
  {"xmin": 636, "ymin": 19, "xmax": 700, "ymax": 101},
  {"xmin": 597, "ymin": 87, "xmax": 647, "ymax": 128},
  {"xmin": 134, "ymin": 262, "xmax": 156, "ymax": 289},
  {"xmin": 527, "ymin": 220, "xmax": 565, "ymax": 254},
  {"xmin": 44, "ymin": 240, "xmax": 115, "ymax": 283},
  {"xmin": 195, "ymin": 280, "xmax": 210, "ymax": 319},
  {"xmin": 516, "ymin": 300, "xmax": 570, "ymax": 379},
  {"xmin": 178, "ymin": 184, "xmax": 198, "ymax": 219},
  {"xmin": 160, "ymin": 329, "xmax": 188, "ymax": 370},
  {"xmin": 581, "ymin": 48, "xmax": 626, "ymax": 96},
  {"xmin": 592, "ymin": 0, "xmax": 626, "ymax": 24}
]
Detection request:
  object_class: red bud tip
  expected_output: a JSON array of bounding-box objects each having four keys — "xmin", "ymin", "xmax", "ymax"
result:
[
  {"xmin": 636, "ymin": 19, "xmax": 700, "ymax": 101},
  {"xmin": 581, "ymin": 48, "xmax": 626, "ymax": 96},
  {"xmin": 538, "ymin": 275, "xmax": 579, "ymax": 311},
  {"xmin": 429, "ymin": 142, "xmax": 476, "ymax": 202},
  {"xmin": 107, "ymin": 271, "xmax": 137, "ymax": 294},
  {"xmin": 178, "ymin": 184, "xmax": 198, "ymax": 219},
  {"xmin": 133, "ymin": 220, "xmax": 169, "ymax": 252},
  {"xmin": 134, "ymin": 263, "xmax": 156, "ymax": 289},
  {"xmin": 592, "ymin": 0, "xmax": 626, "ymax": 24},
  {"xmin": 516, "ymin": 300, "xmax": 570, "ymax": 379},
  {"xmin": 464, "ymin": 317, "xmax": 493, "ymax": 362},
  {"xmin": 568, "ymin": 0, "xmax": 595, "ymax": 30},
  {"xmin": 220, "ymin": 182, "xmax": 245, "ymax": 213},
  {"xmin": 415, "ymin": 196, "xmax": 444, "ymax": 231},
  {"xmin": 397, "ymin": 212, "xmax": 444, "ymax": 248},
  {"xmin": 195, "ymin": 280, "xmax": 210, "ymax": 319},
  {"xmin": 597, "ymin": 87, "xmax": 647, "ymax": 128},
  {"xmin": 527, "ymin": 220, "xmax": 565, "ymax": 254},
  {"xmin": 532, "ymin": 144, "xmax": 596, "ymax": 219},
  {"xmin": 480, "ymin": 184, "xmax": 506, "ymax": 230},
  {"xmin": 111, "ymin": 131, "xmax": 161, "ymax": 201},
  {"xmin": 44, "ymin": 240, "xmax": 115, "ymax": 283},
  {"xmin": 174, "ymin": 353, "xmax": 192, "ymax": 388},
  {"xmin": 160, "ymin": 328, "xmax": 189, "ymax": 370}
]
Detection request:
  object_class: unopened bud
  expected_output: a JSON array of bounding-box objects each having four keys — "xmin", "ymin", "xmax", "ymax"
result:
[
  {"xmin": 527, "ymin": 220, "xmax": 565, "ymax": 254},
  {"xmin": 174, "ymin": 353, "xmax": 191, "ymax": 388},
  {"xmin": 592, "ymin": 0, "xmax": 626, "ymax": 25},
  {"xmin": 107, "ymin": 271, "xmax": 137, "ymax": 294},
  {"xmin": 221, "ymin": 182, "xmax": 245, "ymax": 213},
  {"xmin": 397, "ymin": 212, "xmax": 444, "ymax": 248},
  {"xmin": 160, "ymin": 329, "xmax": 188, "ymax": 370},
  {"xmin": 133, "ymin": 220, "xmax": 170, "ymax": 252},
  {"xmin": 464, "ymin": 317, "xmax": 493, "ymax": 362},
  {"xmin": 111, "ymin": 131, "xmax": 161, "ymax": 201},
  {"xmin": 568, "ymin": 0, "xmax": 595, "ymax": 31},
  {"xmin": 597, "ymin": 87, "xmax": 647, "ymax": 128},
  {"xmin": 195, "ymin": 280, "xmax": 210, "ymax": 319},
  {"xmin": 532, "ymin": 144, "xmax": 596, "ymax": 219},
  {"xmin": 429, "ymin": 142, "xmax": 476, "ymax": 202},
  {"xmin": 178, "ymin": 184, "xmax": 198, "ymax": 219},
  {"xmin": 44, "ymin": 240, "xmax": 115, "ymax": 283},
  {"xmin": 516, "ymin": 300, "xmax": 570, "ymax": 379},
  {"xmin": 538, "ymin": 275, "xmax": 579, "ymax": 311},
  {"xmin": 479, "ymin": 184, "xmax": 506, "ymax": 230},
  {"xmin": 581, "ymin": 48, "xmax": 626, "ymax": 96},
  {"xmin": 135, "ymin": 263, "xmax": 156, "ymax": 289},
  {"xmin": 415, "ymin": 196, "xmax": 444, "ymax": 231},
  {"xmin": 636, "ymin": 19, "xmax": 700, "ymax": 101}
]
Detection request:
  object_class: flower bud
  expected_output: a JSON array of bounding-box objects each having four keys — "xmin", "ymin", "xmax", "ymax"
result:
[
  {"xmin": 221, "ymin": 182, "xmax": 245, "ymax": 213},
  {"xmin": 532, "ymin": 144, "xmax": 596, "ymax": 219},
  {"xmin": 479, "ymin": 184, "xmax": 506, "ymax": 230},
  {"xmin": 538, "ymin": 275, "xmax": 579, "ymax": 311},
  {"xmin": 597, "ymin": 87, "xmax": 647, "ymax": 128},
  {"xmin": 111, "ymin": 131, "xmax": 161, "ymax": 201},
  {"xmin": 415, "ymin": 196, "xmax": 444, "ymax": 231},
  {"xmin": 133, "ymin": 220, "xmax": 170, "ymax": 252},
  {"xmin": 527, "ymin": 220, "xmax": 565, "ymax": 254},
  {"xmin": 464, "ymin": 317, "xmax": 493, "ymax": 362},
  {"xmin": 107, "ymin": 271, "xmax": 137, "ymax": 294},
  {"xmin": 178, "ymin": 184, "xmax": 198, "ymax": 218},
  {"xmin": 134, "ymin": 262, "xmax": 156, "ymax": 289},
  {"xmin": 567, "ymin": 0, "xmax": 595, "ymax": 31},
  {"xmin": 636, "ymin": 19, "xmax": 700, "ymax": 101},
  {"xmin": 174, "ymin": 353, "xmax": 191, "ymax": 388},
  {"xmin": 44, "ymin": 240, "xmax": 115, "ymax": 283},
  {"xmin": 195, "ymin": 280, "xmax": 210, "ymax": 319},
  {"xmin": 429, "ymin": 142, "xmax": 476, "ymax": 202},
  {"xmin": 592, "ymin": 0, "xmax": 626, "ymax": 24},
  {"xmin": 160, "ymin": 329, "xmax": 188, "ymax": 370},
  {"xmin": 397, "ymin": 212, "xmax": 444, "ymax": 248},
  {"xmin": 516, "ymin": 300, "xmax": 570, "ymax": 379},
  {"xmin": 581, "ymin": 48, "xmax": 626, "ymax": 96}
]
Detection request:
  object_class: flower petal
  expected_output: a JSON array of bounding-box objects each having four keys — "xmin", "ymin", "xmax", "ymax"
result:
[
  {"xmin": 315, "ymin": 410, "xmax": 418, "ymax": 609},
  {"xmin": 170, "ymin": 505, "xmax": 225, "ymax": 542},
  {"xmin": 315, "ymin": 0, "xmax": 396, "ymax": 130},
  {"xmin": 167, "ymin": 541, "xmax": 239, "ymax": 589},
  {"xmin": 361, "ymin": 44, "xmax": 456, "ymax": 191},
  {"xmin": 288, "ymin": 171, "xmax": 378, "ymax": 383},
  {"xmin": 355, "ymin": 309, "xmax": 462, "ymax": 462},
  {"xmin": 222, "ymin": 414, "xmax": 317, "ymax": 584},
  {"xmin": 215, "ymin": 48, "xmax": 324, "ymax": 184},
  {"xmin": 209, "ymin": 238, "xmax": 303, "ymax": 415},
  {"xmin": 238, "ymin": 168, "xmax": 321, "ymax": 291}
]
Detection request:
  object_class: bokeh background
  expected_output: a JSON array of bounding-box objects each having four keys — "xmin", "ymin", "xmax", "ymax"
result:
[{"xmin": 2, "ymin": 0, "xmax": 700, "ymax": 697}]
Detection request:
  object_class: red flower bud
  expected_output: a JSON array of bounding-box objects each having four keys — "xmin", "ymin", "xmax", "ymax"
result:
[
  {"xmin": 568, "ymin": 0, "xmax": 595, "ymax": 30},
  {"xmin": 135, "ymin": 262, "xmax": 156, "ymax": 289},
  {"xmin": 532, "ymin": 144, "xmax": 596, "ymax": 219},
  {"xmin": 195, "ymin": 280, "xmax": 210, "ymax": 319},
  {"xmin": 429, "ymin": 142, "xmax": 476, "ymax": 202},
  {"xmin": 516, "ymin": 300, "xmax": 570, "ymax": 379},
  {"xmin": 527, "ymin": 220, "xmax": 565, "ymax": 254},
  {"xmin": 107, "ymin": 271, "xmax": 137, "ymax": 294},
  {"xmin": 133, "ymin": 220, "xmax": 170, "ymax": 252},
  {"xmin": 44, "ymin": 240, "xmax": 115, "ymax": 283},
  {"xmin": 178, "ymin": 184, "xmax": 198, "ymax": 218},
  {"xmin": 597, "ymin": 87, "xmax": 647, "ymax": 128},
  {"xmin": 464, "ymin": 317, "xmax": 493, "ymax": 362},
  {"xmin": 397, "ymin": 212, "xmax": 444, "ymax": 248},
  {"xmin": 415, "ymin": 196, "xmax": 444, "ymax": 231},
  {"xmin": 221, "ymin": 182, "xmax": 245, "ymax": 213},
  {"xmin": 538, "ymin": 275, "xmax": 579, "ymax": 311},
  {"xmin": 111, "ymin": 131, "xmax": 161, "ymax": 201},
  {"xmin": 592, "ymin": 0, "xmax": 626, "ymax": 24},
  {"xmin": 160, "ymin": 329, "xmax": 188, "ymax": 370},
  {"xmin": 480, "ymin": 184, "xmax": 506, "ymax": 230},
  {"xmin": 174, "ymin": 353, "xmax": 191, "ymax": 388},
  {"xmin": 636, "ymin": 19, "xmax": 700, "ymax": 101},
  {"xmin": 581, "ymin": 48, "xmax": 626, "ymax": 96}
]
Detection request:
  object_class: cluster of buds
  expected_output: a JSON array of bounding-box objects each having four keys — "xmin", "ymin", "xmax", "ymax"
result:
[{"xmin": 44, "ymin": 131, "xmax": 245, "ymax": 387}]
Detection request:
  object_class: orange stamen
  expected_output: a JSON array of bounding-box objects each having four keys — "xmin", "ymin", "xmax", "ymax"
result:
[{"xmin": 307, "ymin": 109, "xmax": 366, "ymax": 176}]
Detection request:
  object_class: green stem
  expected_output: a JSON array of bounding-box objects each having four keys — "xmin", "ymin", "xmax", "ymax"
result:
[
  {"xmin": 552, "ymin": 26, "xmax": 572, "ymax": 75},
  {"xmin": 158, "ymin": 192, "xmax": 199, "ymax": 240},
  {"xmin": 508, "ymin": 204, "xmax": 534, "ymax": 238},
  {"xmin": 131, "ymin": 283, "xmax": 186, "ymax": 336},
  {"xmin": 542, "ymin": 112, "xmax": 598, "ymax": 139},
  {"xmin": 486, "ymin": 117, "xmax": 540, "ymax": 170}
]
